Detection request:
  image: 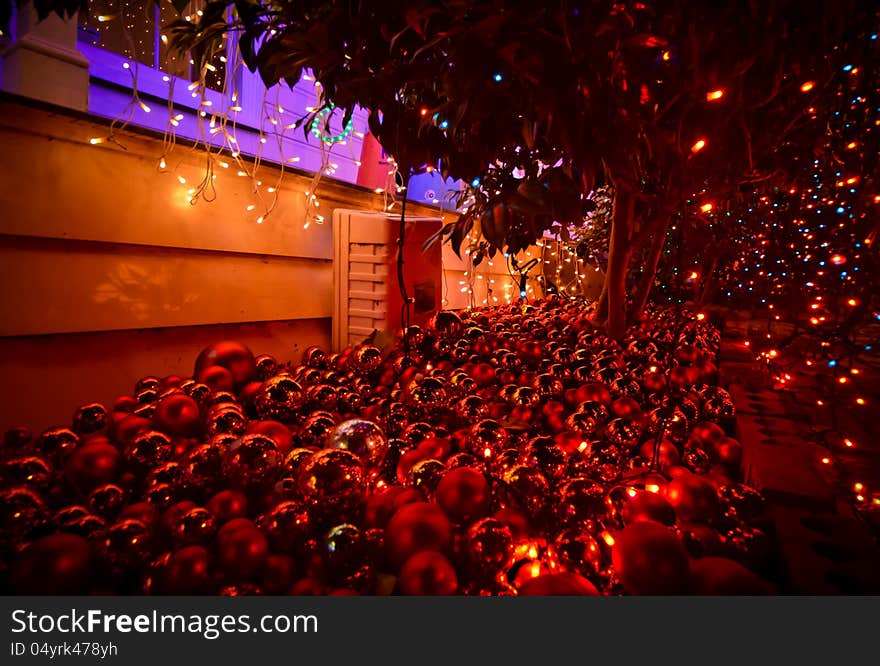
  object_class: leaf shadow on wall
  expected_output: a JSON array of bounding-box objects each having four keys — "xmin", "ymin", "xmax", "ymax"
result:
[{"xmin": 93, "ymin": 259, "xmax": 200, "ymax": 323}]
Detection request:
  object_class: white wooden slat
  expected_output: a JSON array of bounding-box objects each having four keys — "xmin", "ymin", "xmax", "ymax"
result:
[
  {"xmin": 332, "ymin": 209, "xmax": 441, "ymax": 351},
  {"xmin": 348, "ymin": 308, "xmax": 387, "ymax": 319},
  {"xmin": 349, "ymin": 299, "xmax": 377, "ymax": 312},
  {"xmin": 348, "ymin": 290, "xmax": 387, "ymax": 301},
  {"xmin": 348, "ymin": 217, "xmax": 392, "ymax": 244},
  {"xmin": 348, "ymin": 272, "xmax": 386, "ymax": 283},
  {"xmin": 349, "ymin": 253, "xmax": 387, "ymax": 264},
  {"xmin": 349, "ymin": 282, "xmax": 379, "ymax": 295}
]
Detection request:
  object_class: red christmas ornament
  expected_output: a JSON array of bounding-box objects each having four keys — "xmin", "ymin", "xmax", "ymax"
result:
[
  {"xmin": 612, "ymin": 521, "xmax": 691, "ymax": 594},
  {"xmin": 258, "ymin": 501, "xmax": 311, "ymax": 552},
  {"xmin": 254, "ymin": 375, "xmax": 305, "ymax": 424},
  {"xmin": 72, "ymin": 402, "xmax": 108, "ymax": 436},
  {"xmin": 154, "ymin": 393, "xmax": 202, "ymax": 437},
  {"xmin": 111, "ymin": 414, "xmax": 151, "ymax": 445},
  {"xmin": 1, "ymin": 456, "xmax": 52, "ymax": 494},
  {"xmin": 691, "ymin": 421, "xmax": 725, "ymax": 448},
  {"xmin": 396, "ymin": 437, "xmax": 451, "ymax": 483},
  {"xmin": 96, "ymin": 519, "xmax": 152, "ymax": 575},
  {"xmin": 327, "ymin": 419, "xmax": 389, "ymax": 468},
  {"xmin": 10, "ymin": 533, "xmax": 93, "ymax": 594},
  {"xmin": 65, "ymin": 440, "xmax": 121, "ymax": 492},
  {"xmin": 217, "ymin": 517, "xmax": 256, "ymax": 540},
  {"xmin": 398, "ymin": 551, "xmax": 458, "ymax": 595},
  {"xmin": 384, "ymin": 502, "xmax": 453, "ymax": 570},
  {"xmin": 118, "ymin": 502, "xmax": 159, "ymax": 526},
  {"xmin": 470, "ymin": 362, "xmax": 497, "ymax": 387},
  {"xmin": 490, "ymin": 509, "xmax": 530, "ymax": 543},
  {"xmin": 160, "ymin": 500, "xmax": 197, "ymax": 532},
  {"xmin": 35, "ymin": 427, "xmax": 80, "ymax": 464},
  {"xmin": 364, "ymin": 486, "xmax": 422, "ymax": 529},
  {"xmin": 611, "ymin": 397, "xmax": 642, "ymax": 419},
  {"xmin": 172, "ymin": 507, "xmax": 217, "ymax": 546},
  {"xmin": 554, "ymin": 431, "xmax": 585, "ymax": 454},
  {"xmin": 664, "ymin": 471, "xmax": 720, "ymax": 523},
  {"xmin": 576, "ymin": 383, "xmax": 612, "ymax": 406},
  {"xmin": 638, "ymin": 439, "xmax": 681, "ymax": 471},
  {"xmin": 668, "ymin": 366, "xmax": 695, "ymax": 390},
  {"xmin": 88, "ymin": 484, "xmax": 126, "ymax": 519},
  {"xmin": 297, "ymin": 449, "xmax": 365, "ymax": 513},
  {"xmin": 289, "ymin": 578, "xmax": 325, "ymax": 595},
  {"xmin": 642, "ymin": 371, "xmax": 667, "ymax": 392},
  {"xmin": 197, "ymin": 365, "xmax": 236, "ymax": 392},
  {"xmin": 194, "ymin": 341, "xmax": 257, "ymax": 388},
  {"xmin": 246, "ymin": 420, "xmax": 294, "ymax": 454},
  {"xmin": 207, "ymin": 490, "xmax": 249, "ymax": 522},
  {"xmin": 161, "ymin": 545, "xmax": 213, "ymax": 594},
  {"xmin": 712, "ymin": 436, "xmax": 743, "ymax": 471},
  {"xmin": 436, "ymin": 466, "xmax": 490, "ymax": 524},
  {"xmin": 112, "ymin": 395, "xmax": 137, "ymax": 413},
  {"xmin": 518, "ymin": 572, "xmax": 598, "ymax": 596},
  {"xmin": 621, "ymin": 489, "xmax": 676, "ymax": 526},
  {"xmin": 125, "ymin": 430, "xmax": 173, "ymax": 474},
  {"xmin": 216, "ymin": 526, "xmax": 269, "ymax": 580},
  {"xmin": 161, "ymin": 375, "xmax": 184, "ymax": 389},
  {"xmin": 223, "ymin": 434, "xmax": 282, "ymax": 490},
  {"xmin": 261, "ymin": 554, "xmax": 298, "ymax": 594},
  {"xmin": 238, "ymin": 380, "xmax": 263, "ymax": 407}
]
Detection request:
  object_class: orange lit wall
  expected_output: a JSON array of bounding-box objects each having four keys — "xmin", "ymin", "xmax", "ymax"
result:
[{"xmin": 0, "ymin": 99, "xmax": 439, "ymax": 431}]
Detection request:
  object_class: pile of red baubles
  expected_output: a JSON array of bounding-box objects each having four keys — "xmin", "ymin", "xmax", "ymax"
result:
[{"xmin": 0, "ymin": 298, "xmax": 775, "ymax": 595}]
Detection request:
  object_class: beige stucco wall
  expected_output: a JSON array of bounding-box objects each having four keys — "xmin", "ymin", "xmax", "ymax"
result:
[{"xmin": 0, "ymin": 99, "xmax": 438, "ymax": 431}]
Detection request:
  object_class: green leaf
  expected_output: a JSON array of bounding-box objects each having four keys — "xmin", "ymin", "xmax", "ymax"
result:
[
  {"xmin": 367, "ymin": 110, "xmax": 383, "ymax": 139},
  {"xmin": 238, "ymin": 30, "xmax": 258, "ymax": 71},
  {"xmin": 341, "ymin": 106, "xmax": 354, "ymax": 133},
  {"xmin": 421, "ymin": 225, "xmax": 445, "ymax": 252},
  {"xmin": 284, "ymin": 69, "xmax": 303, "ymax": 90},
  {"xmin": 450, "ymin": 217, "xmax": 473, "ymax": 259},
  {"xmin": 480, "ymin": 210, "xmax": 499, "ymax": 248}
]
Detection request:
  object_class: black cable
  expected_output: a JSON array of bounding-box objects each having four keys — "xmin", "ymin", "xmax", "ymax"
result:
[{"xmin": 397, "ymin": 175, "xmax": 412, "ymax": 358}]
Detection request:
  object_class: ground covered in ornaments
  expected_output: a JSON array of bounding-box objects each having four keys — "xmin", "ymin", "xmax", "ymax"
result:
[{"xmin": 0, "ymin": 298, "xmax": 779, "ymax": 595}]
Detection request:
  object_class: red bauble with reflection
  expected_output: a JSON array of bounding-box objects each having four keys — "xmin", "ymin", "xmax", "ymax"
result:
[{"xmin": 1, "ymin": 301, "xmax": 777, "ymax": 596}]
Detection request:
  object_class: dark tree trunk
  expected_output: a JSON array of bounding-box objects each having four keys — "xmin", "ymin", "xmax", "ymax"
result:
[
  {"xmin": 628, "ymin": 215, "xmax": 670, "ymax": 324},
  {"xmin": 595, "ymin": 280, "xmax": 609, "ymax": 321},
  {"xmin": 605, "ymin": 189, "xmax": 634, "ymax": 339},
  {"xmin": 696, "ymin": 253, "xmax": 720, "ymax": 307}
]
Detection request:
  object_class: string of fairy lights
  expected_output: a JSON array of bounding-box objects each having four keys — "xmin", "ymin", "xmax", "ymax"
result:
[
  {"xmin": 73, "ymin": 3, "xmax": 880, "ymax": 521},
  {"xmin": 447, "ymin": 228, "xmax": 598, "ymax": 310},
  {"xmin": 701, "ymin": 35, "xmax": 880, "ymax": 521},
  {"xmin": 81, "ymin": 2, "xmax": 398, "ymax": 230},
  {"xmin": 82, "ymin": 4, "xmax": 541, "ymax": 320}
]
